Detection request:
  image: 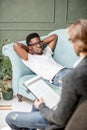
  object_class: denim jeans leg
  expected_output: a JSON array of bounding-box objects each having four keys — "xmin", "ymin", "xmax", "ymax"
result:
[
  {"xmin": 52, "ymin": 68, "xmax": 72, "ymax": 86},
  {"xmin": 6, "ymin": 111, "xmax": 48, "ymax": 130},
  {"xmin": 30, "ymin": 105, "xmax": 39, "ymax": 130}
]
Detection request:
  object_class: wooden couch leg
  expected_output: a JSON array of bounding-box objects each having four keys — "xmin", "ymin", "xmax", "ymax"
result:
[{"xmin": 17, "ymin": 94, "xmax": 23, "ymax": 102}]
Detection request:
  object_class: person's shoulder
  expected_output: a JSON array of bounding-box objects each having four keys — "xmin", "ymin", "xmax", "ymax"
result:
[
  {"xmin": 62, "ymin": 69, "xmax": 77, "ymax": 83},
  {"xmin": 63, "ymin": 67, "xmax": 87, "ymax": 86},
  {"xmin": 75, "ymin": 65, "xmax": 87, "ymax": 77}
]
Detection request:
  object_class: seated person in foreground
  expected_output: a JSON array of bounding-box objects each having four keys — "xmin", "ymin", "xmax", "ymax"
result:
[
  {"xmin": 13, "ymin": 33, "xmax": 72, "ymax": 86},
  {"xmin": 6, "ymin": 19, "xmax": 87, "ymax": 130}
]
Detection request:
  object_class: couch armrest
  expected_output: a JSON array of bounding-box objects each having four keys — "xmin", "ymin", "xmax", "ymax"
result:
[{"xmin": 2, "ymin": 43, "xmax": 34, "ymax": 94}]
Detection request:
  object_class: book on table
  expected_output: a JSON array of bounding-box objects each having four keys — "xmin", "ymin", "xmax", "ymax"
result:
[{"xmin": 24, "ymin": 75, "xmax": 60, "ymax": 109}]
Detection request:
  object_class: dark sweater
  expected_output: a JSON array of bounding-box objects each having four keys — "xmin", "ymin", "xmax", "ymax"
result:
[{"xmin": 39, "ymin": 57, "xmax": 87, "ymax": 130}]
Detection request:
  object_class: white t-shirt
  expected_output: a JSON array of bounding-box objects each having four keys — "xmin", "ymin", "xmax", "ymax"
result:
[{"xmin": 22, "ymin": 46, "xmax": 63, "ymax": 81}]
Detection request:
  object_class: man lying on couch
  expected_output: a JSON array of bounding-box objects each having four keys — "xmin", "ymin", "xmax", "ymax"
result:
[{"xmin": 13, "ymin": 33, "xmax": 71, "ymax": 86}]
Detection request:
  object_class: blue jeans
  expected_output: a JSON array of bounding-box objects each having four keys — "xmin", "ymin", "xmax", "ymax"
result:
[
  {"xmin": 52, "ymin": 68, "xmax": 72, "ymax": 86},
  {"xmin": 6, "ymin": 105, "xmax": 48, "ymax": 130}
]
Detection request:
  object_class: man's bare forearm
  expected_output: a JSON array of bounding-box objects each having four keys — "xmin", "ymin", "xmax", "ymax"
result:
[
  {"xmin": 13, "ymin": 43, "xmax": 29, "ymax": 60},
  {"xmin": 15, "ymin": 43, "xmax": 29, "ymax": 52},
  {"xmin": 43, "ymin": 34, "xmax": 58, "ymax": 50},
  {"xmin": 43, "ymin": 34, "xmax": 58, "ymax": 44}
]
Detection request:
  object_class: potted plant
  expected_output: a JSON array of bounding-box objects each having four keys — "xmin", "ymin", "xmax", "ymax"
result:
[
  {"xmin": 0, "ymin": 80, "xmax": 13, "ymax": 100},
  {"xmin": 0, "ymin": 39, "xmax": 12, "ymax": 80}
]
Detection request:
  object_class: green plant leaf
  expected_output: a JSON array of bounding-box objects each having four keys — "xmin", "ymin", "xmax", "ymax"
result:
[{"xmin": 0, "ymin": 39, "xmax": 12, "ymax": 80}]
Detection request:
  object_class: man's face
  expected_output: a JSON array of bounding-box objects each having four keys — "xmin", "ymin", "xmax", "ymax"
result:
[{"xmin": 28, "ymin": 37, "xmax": 44, "ymax": 55}]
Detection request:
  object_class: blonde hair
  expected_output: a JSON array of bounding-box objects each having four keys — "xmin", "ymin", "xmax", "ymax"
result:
[{"xmin": 68, "ymin": 19, "xmax": 87, "ymax": 53}]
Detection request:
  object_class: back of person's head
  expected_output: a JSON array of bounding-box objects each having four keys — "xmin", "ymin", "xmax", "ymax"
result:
[
  {"xmin": 26, "ymin": 33, "xmax": 40, "ymax": 46},
  {"xmin": 68, "ymin": 19, "xmax": 87, "ymax": 53}
]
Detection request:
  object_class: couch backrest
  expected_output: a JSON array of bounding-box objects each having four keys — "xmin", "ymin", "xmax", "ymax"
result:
[{"xmin": 48, "ymin": 29, "xmax": 79, "ymax": 68}]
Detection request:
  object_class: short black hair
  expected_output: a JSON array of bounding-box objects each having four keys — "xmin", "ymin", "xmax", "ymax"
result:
[{"xmin": 26, "ymin": 33, "xmax": 40, "ymax": 46}]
